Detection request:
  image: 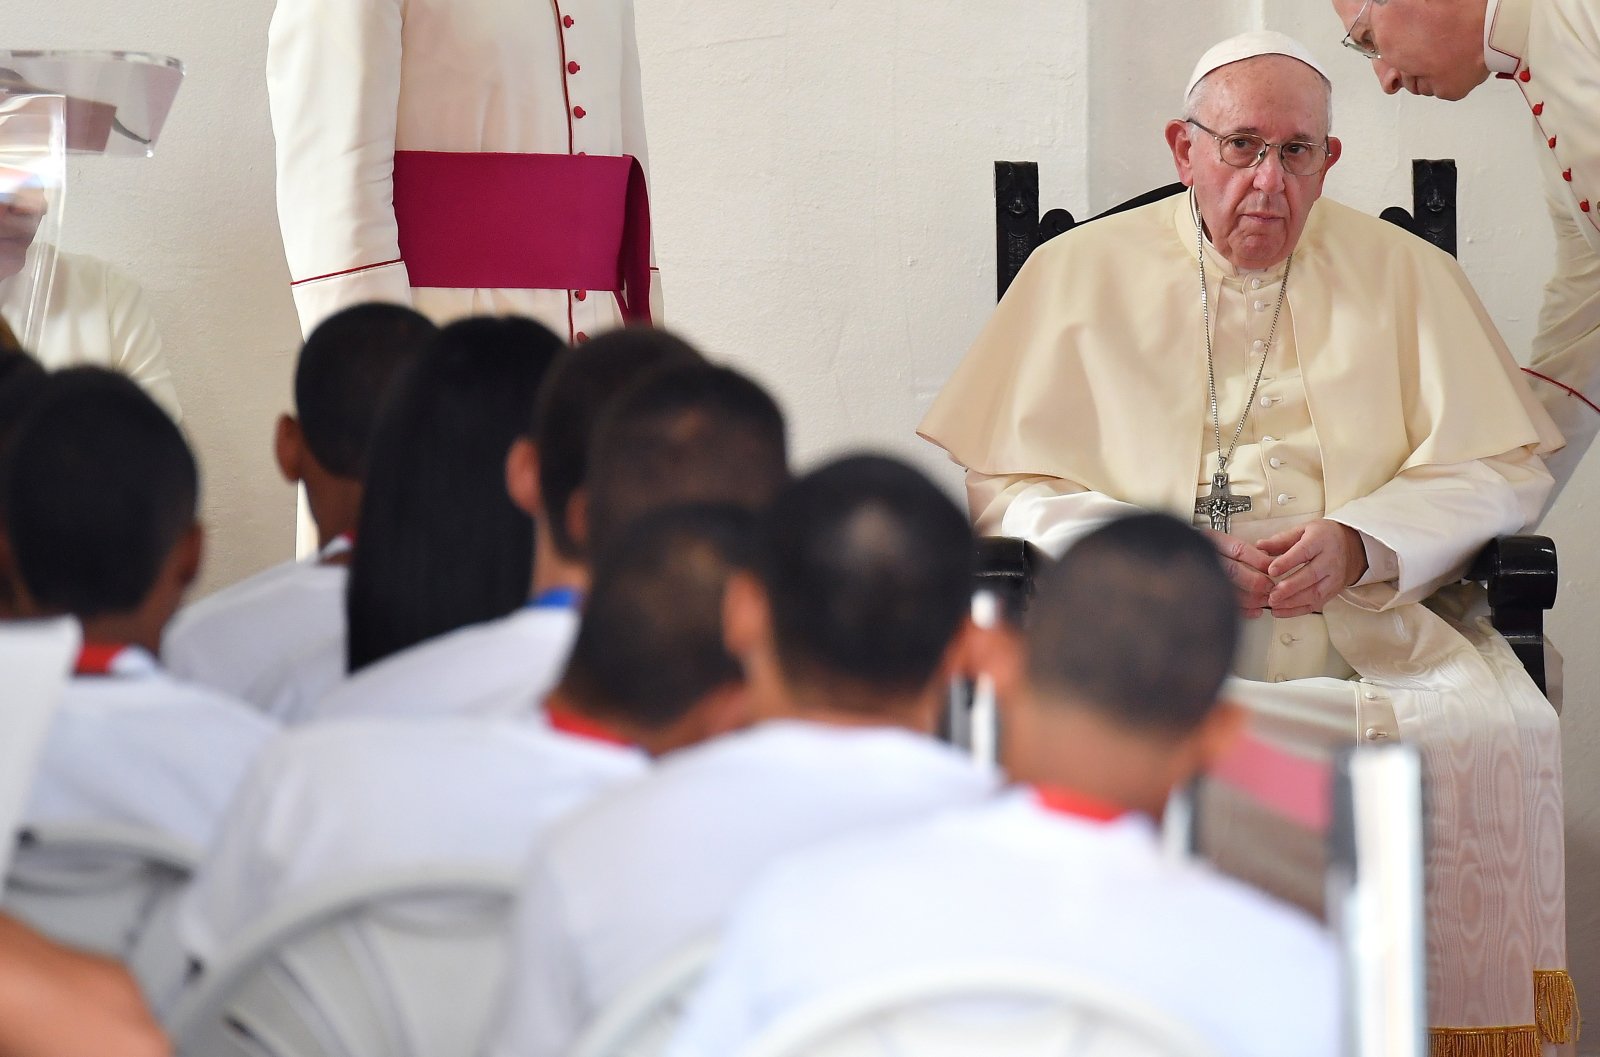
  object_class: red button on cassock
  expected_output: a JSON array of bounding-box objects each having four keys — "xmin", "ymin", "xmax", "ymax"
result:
[
  {"xmin": 1583, "ymin": 200, "xmax": 1593, "ymax": 213},
  {"xmin": 1549, "ymin": 136, "xmax": 1558, "ymax": 148},
  {"xmin": 576, "ymin": 331, "xmax": 590, "ymax": 344},
  {"xmin": 563, "ymin": 14, "xmax": 574, "ymax": 27},
  {"xmin": 1520, "ymin": 68, "xmax": 1532, "ymax": 82},
  {"xmin": 574, "ymin": 289, "xmax": 587, "ymax": 301},
  {"xmin": 573, "ymin": 105, "xmax": 586, "ymax": 119},
  {"xmin": 568, "ymin": 61, "xmax": 580, "ymax": 74},
  {"xmin": 1565, "ymin": 169, "xmax": 1574, "ymax": 182},
  {"xmin": 1533, "ymin": 102, "xmax": 1544, "ymax": 115}
]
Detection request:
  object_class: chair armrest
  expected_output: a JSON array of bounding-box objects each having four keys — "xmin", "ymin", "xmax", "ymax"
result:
[
  {"xmin": 1465, "ymin": 534, "xmax": 1557, "ymax": 695},
  {"xmin": 975, "ymin": 536, "xmax": 1047, "ymax": 625}
]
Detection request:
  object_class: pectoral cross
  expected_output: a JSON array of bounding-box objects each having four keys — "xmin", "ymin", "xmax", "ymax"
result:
[{"xmin": 1196, "ymin": 470, "xmax": 1251, "ymax": 533}]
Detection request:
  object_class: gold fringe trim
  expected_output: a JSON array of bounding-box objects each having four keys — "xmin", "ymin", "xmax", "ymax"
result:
[
  {"xmin": 1429, "ymin": 1025, "xmax": 1540, "ymax": 1057},
  {"xmin": 1535, "ymin": 968, "xmax": 1581, "ymax": 1045}
]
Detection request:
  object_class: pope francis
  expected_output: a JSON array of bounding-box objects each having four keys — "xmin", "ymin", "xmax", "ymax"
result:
[{"xmin": 920, "ymin": 31, "xmax": 1573, "ymax": 1057}]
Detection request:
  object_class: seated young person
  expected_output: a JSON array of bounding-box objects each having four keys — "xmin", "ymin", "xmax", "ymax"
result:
[
  {"xmin": 484, "ymin": 455, "xmax": 998, "ymax": 1057},
  {"xmin": 176, "ymin": 505, "xmax": 757, "ymax": 972},
  {"xmin": 308, "ymin": 331, "xmax": 784, "ymax": 724},
  {"xmin": 162, "ymin": 303, "xmax": 436, "ymax": 715},
  {"xmin": 3, "ymin": 369, "xmax": 274, "ymax": 852},
  {"xmin": 665, "ymin": 515, "xmax": 1338, "ymax": 1057},
  {"xmin": 266, "ymin": 316, "xmax": 563, "ymax": 723}
]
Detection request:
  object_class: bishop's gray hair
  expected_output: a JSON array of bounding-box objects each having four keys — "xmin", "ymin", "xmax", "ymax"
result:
[{"xmin": 1183, "ymin": 57, "xmax": 1335, "ymax": 138}]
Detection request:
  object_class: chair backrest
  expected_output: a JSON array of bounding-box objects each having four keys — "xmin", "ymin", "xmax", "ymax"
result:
[
  {"xmin": 3, "ymin": 819, "xmax": 198, "ymax": 1004},
  {"xmin": 169, "ymin": 866, "xmax": 519, "ymax": 1057},
  {"xmin": 568, "ymin": 936, "xmax": 719, "ymax": 1057},
  {"xmin": 1165, "ymin": 735, "xmax": 1427, "ymax": 1057},
  {"xmin": 0, "ymin": 615, "xmax": 79, "ymax": 877},
  {"xmin": 735, "ymin": 965, "xmax": 1224, "ymax": 1057}
]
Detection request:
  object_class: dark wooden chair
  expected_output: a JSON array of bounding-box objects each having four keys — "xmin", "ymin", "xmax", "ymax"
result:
[{"xmin": 977, "ymin": 160, "xmax": 1558, "ymax": 694}]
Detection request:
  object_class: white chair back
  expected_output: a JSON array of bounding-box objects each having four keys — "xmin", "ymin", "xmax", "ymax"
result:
[
  {"xmin": 568, "ymin": 937, "xmax": 718, "ymax": 1057},
  {"xmin": 0, "ymin": 615, "xmax": 79, "ymax": 877},
  {"xmin": 170, "ymin": 866, "xmax": 518, "ymax": 1057},
  {"xmin": 735, "ymin": 965, "xmax": 1223, "ymax": 1057},
  {"xmin": 3, "ymin": 819, "xmax": 198, "ymax": 1004}
]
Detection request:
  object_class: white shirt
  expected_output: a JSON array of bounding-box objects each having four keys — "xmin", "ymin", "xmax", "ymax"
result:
[
  {"xmin": 177, "ymin": 713, "xmax": 645, "ymax": 966},
  {"xmin": 0, "ymin": 246, "xmax": 181, "ymax": 419},
  {"xmin": 21, "ymin": 647, "xmax": 277, "ymax": 854},
  {"xmin": 666, "ymin": 791, "xmax": 1339, "ymax": 1057},
  {"xmin": 299, "ymin": 602, "xmax": 579, "ymax": 725},
  {"xmin": 162, "ymin": 539, "xmax": 349, "ymax": 718},
  {"xmin": 485, "ymin": 719, "xmax": 998, "ymax": 1057}
]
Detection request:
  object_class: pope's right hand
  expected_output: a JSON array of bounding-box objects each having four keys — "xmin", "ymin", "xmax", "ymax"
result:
[{"xmin": 1206, "ymin": 530, "xmax": 1274, "ymax": 619}]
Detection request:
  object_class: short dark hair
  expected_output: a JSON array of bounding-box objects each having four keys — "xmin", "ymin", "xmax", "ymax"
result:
[
  {"xmin": 757, "ymin": 455, "xmax": 974, "ymax": 699},
  {"xmin": 586, "ymin": 364, "xmax": 789, "ymax": 553},
  {"xmin": 562, "ymin": 504, "xmax": 757, "ymax": 729},
  {"xmin": 345, "ymin": 316, "xmax": 563, "ymax": 673},
  {"xmin": 1027, "ymin": 513, "xmax": 1239, "ymax": 734},
  {"xmin": 532, "ymin": 327, "xmax": 704, "ymax": 560},
  {"xmin": 295, "ymin": 303, "xmax": 438, "ymax": 479},
  {"xmin": 0, "ymin": 350, "xmax": 46, "ymax": 464},
  {"xmin": 2, "ymin": 368, "xmax": 198, "ymax": 619}
]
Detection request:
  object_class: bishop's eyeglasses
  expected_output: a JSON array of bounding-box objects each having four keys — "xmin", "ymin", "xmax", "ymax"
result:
[
  {"xmin": 1184, "ymin": 119, "xmax": 1332, "ymax": 177},
  {"xmin": 1341, "ymin": 0, "xmax": 1381, "ymax": 59}
]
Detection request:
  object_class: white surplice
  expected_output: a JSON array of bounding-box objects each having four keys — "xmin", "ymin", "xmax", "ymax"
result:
[
  {"xmin": 266, "ymin": 0, "xmax": 659, "ymax": 339},
  {"xmin": 483, "ymin": 720, "xmax": 999, "ymax": 1057},
  {"xmin": 665, "ymin": 790, "xmax": 1338, "ymax": 1057},
  {"xmin": 175, "ymin": 714, "xmax": 645, "ymax": 966},
  {"xmin": 919, "ymin": 193, "xmax": 1569, "ymax": 1049},
  {"xmin": 21, "ymin": 647, "xmax": 276, "ymax": 854}
]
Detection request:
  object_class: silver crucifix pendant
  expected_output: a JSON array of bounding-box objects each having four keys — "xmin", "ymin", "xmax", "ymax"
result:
[{"xmin": 1196, "ymin": 470, "xmax": 1251, "ymax": 533}]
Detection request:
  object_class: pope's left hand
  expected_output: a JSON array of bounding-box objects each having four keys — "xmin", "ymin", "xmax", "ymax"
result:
[{"xmin": 1257, "ymin": 520, "xmax": 1368, "ymax": 618}]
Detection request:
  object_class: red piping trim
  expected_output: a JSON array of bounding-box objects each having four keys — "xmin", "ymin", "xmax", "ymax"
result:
[
  {"xmin": 291, "ymin": 258, "xmax": 404, "ymax": 287},
  {"xmin": 1523, "ymin": 367, "xmax": 1600, "ymax": 416},
  {"xmin": 551, "ymin": 0, "xmax": 576, "ymax": 156},
  {"xmin": 1485, "ymin": 2, "xmax": 1524, "ymax": 71},
  {"xmin": 1510, "ymin": 79, "xmax": 1600, "ymax": 239}
]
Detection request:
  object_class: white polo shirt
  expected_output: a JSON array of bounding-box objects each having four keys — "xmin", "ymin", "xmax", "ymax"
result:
[
  {"xmin": 291, "ymin": 600, "xmax": 579, "ymax": 725},
  {"xmin": 484, "ymin": 719, "xmax": 998, "ymax": 1057},
  {"xmin": 176, "ymin": 712, "xmax": 646, "ymax": 966},
  {"xmin": 22, "ymin": 646, "xmax": 277, "ymax": 854},
  {"xmin": 162, "ymin": 539, "xmax": 349, "ymax": 719},
  {"xmin": 666, "ymin": 790, "xmax": 1340, "ymax": 1057}
]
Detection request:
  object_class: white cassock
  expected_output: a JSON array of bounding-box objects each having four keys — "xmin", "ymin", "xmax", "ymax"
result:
[
  {"xmin": 665, "ymin": 789, "xmax": 1338, "ymax": 1057},
  {"xmin": 0, "ymin": 618, "xmax": 79, "ymax": 879},
  {"xmin": 0, "ymin": 246, "xmax": 181, "ymax": 419},
  {"xmin": 1485, "ymin": 0, "xmax": 1600, "ymax": 501},
  {"xmin": 267, "ymin": 0, "xmax": 660, "ymax": 340},
  {"xmin": 161, "ymin": 536, "xmax": 349, "ymax": 718},
  {"xmin": 175, "ymin": 713, "xmax": 644, "ymax": 967},
  {"xmin": 918, "ymin": 193, "xmax": 1573, "ymax": 1053},
  {"xmin": 270, "ymin": 597, "xmax": 578, "ymax": 725},
  {"xmin": 21, "ymin": 646, "xmax": 276, "ymax": 854},
  {"xmin": 482, "ymin": 720, "xmax": 998, "ymax": 1057}
]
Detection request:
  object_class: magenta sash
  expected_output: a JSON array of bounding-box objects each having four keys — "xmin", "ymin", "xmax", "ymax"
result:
[{"xmin": 392, "ymin": 150, "xmax": 652, "ymax": 324}]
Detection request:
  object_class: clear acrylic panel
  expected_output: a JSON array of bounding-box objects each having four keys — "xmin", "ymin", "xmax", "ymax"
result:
[
  {"xmin": 0, "ymin": 92, "xmax": 66, "ymax": 354},
  {"xmin": 0, "ymin": 51, "xmax": 183, "ymax": 158}
]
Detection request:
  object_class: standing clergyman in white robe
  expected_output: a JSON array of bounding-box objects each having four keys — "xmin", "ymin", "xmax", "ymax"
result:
[{"xmin": 918, "ymin": 31, "xmax": 1571, "ymax": 1055}]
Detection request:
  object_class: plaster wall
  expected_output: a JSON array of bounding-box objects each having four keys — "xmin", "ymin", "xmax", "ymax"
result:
[{"xmin": 5, "ymin": 0, "xmax": 1598, "ymax": 1038}]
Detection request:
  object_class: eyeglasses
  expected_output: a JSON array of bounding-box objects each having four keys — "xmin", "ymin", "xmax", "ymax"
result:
[
  {"xmin": 1341, "ymin": 0, "xmax": 1381, "ymax": 59},
  {"xmin": 1184, "ymin": 119, "xmax": 1331, "ymax": 177}
]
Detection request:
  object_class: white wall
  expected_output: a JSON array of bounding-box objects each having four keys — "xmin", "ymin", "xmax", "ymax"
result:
[{"xmin": 6, "ymin": 0, "xmax": 1597, "ymax": 1036}]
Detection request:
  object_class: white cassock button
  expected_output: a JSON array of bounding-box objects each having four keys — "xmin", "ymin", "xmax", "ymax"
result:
[
  {"xmin": 1252, "ymin": 278, "xmax": 1263, "ymax": 289},
  {"xmin": 1277, "ymin": 493, "xmax": 1293, "ymax": 505},
  {"xmin": 1252, "ymin": 339, "xmax": 1265, "ymax": 351},
  {"xmin": 1363, "ymin": 689, "xmax": 1379, "ymax": 701},
  {"xmin": 1364, "ymin": 727, "xmax": 1391, "ymax": 741},
  {"xmin": 1254, "ymin": 300, "xmax": 1268, "ymax": 311},
  {"xmin": 1259, "ymin": 395, "xmax": 1276, "ymax": 407},
  {"xmin": 1262, "ymin": 435, "xmax": 1276, "ymax": 443},
  {"xmin": 1279, "ymin": 632, "xmax": 1296, "ymax": 646},
  {"xmin": 1269, "ymin": 457, "xmax": 1283, "ymax": 469}
]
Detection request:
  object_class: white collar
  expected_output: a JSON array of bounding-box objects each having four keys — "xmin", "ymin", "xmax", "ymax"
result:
[{"xmin": 1484, "ymin": 0, "xmax": 1526, "ymax": 75}]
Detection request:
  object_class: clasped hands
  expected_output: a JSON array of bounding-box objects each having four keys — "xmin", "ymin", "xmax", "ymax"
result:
[{"xmin": 1208, "ymin": 519, "xmax": 1367, "ymax": 619}]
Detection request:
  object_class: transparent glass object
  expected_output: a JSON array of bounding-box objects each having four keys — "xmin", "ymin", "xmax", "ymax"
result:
[
  {"xmin": 0, "ymin": 93, "xmax": 66, "ymax": 354},
  {"xmin": 0, "ymin": 51, "xmax": 183, "ymax": 158}
]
